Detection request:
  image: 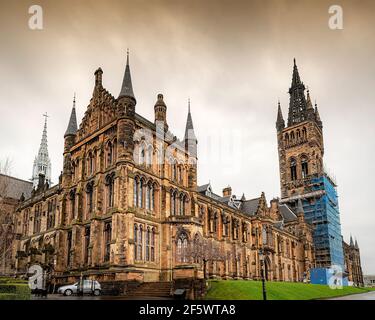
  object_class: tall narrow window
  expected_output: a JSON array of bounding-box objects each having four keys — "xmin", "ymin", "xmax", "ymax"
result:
[
  {"xmin": 134, "ymin": 178, "xmax": 139, "ymax": 207},
  {"xmin": 290, "ymin": 158, "xmax": 297, "ymax": 181},
  {"xmin": 104, "ymin": 222, "xmax": 112, "ymax": 262},
  {"xmin": 177, "ymin": 233, "xmax": 188, "ymax": 263},
  {"xmin": 138, "ymin": 225, "xmax": 143, "ymax": 260},
  {"xmin": 107, "ymin": 142, "xmax": 113, "ymax": 166},
  {"xmin": 151, "ymin": 228, "xmax": 155, "ymax": 262},
  {"xmin": 179, "ymin": 194, "xmax": 185, "ymax": 215},
  {"xmin": 171, "ymin": 191, "xmax": 176, "ymax": 215},
  {"xmin": 67, "ymin": 231, "xmax": 72, "ymax": 267},
  {"xmin": 69, "ymin": 190, "xmax": 76, "ymax": 220},
  {"xmin": 146, "ymin": 184, "xmax": 150, "ymax": 210},
  {"xmin": 84, "ymin": 227, "xmax": 90, "ymax": 264},
  {"xmin": 301, "ymin": 156, "xmax": 308, "ymax": 178},
  {"xmin": 138, "ymin": 180, "xmax": 143, "ymax": 208},
  {"xmin": 134, "ymin": 224, "xmax": 138, "ymax": 260},
  {"xmin": 146, "ymin": 227, "xmax": 150, "ymax": 261},
  {"xmin": 106, "ymin": 175, "xmax": 115, "ymax": 208},
  {"xmin": 150, "ymin": 185, "xmax": 155, "ymax": 211},
  {"xmin": 86, "ymin": 183, "xmax": 94, "ymax": 217},
  {"xmin": 262, "ymin": 226, "xmax": 267, "ymax": 245}
]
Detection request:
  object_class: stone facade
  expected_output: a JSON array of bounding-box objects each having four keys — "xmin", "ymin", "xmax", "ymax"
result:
[
  {"xmin": 343, "ymin": 238, "xmax": 364, "ymax": 286},
  {"xmin": 11, "ymin": 55, "xmax": 315, "ymax": 289}
]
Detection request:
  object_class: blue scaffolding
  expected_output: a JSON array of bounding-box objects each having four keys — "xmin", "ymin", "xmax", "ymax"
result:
[{"xmin": 302, "ymin": 174, "xmax": 344, "ymax": 269}]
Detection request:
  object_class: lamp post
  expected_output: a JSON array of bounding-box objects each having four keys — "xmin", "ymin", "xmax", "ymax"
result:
[{"xmin": 259, "ymin": 249, "xmax": 267, "ymax": 301}]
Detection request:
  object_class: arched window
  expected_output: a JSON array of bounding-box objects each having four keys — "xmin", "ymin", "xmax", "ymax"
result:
[
  {"xmin": 150, "ymin": 184, "xmax": 155, "ymax": 211},
  {"xmin": 177, "ymin": 232, "xmax": 189, "ymax": 263},
  {"xmin": 146, "ymin": 227, "xmax": 150, "ymax": 261},
  {"xmin": 138, "ymin": 179, "xmax": 143, "ymax": 208},
  {"xmin": 146, "ymin": 183, "xmax": 150, "ymax": 210},
  {"xmin": 290, "ymin": 131, "xmax": 295, "ymax": 141},
  {"xmin": 134, "ymin": 224, "xmax": 138, "ymax": 260},
  {"xmin": 107, "ymin": 141, "xmax": 113, "ymax": 167},
  {"xmin": 179, "ymin": 193, "xmax": 185, "ymax": 215},
  {"xmin": 104, "ymin": 222, "xmax": 112, "ymax": 262},
  {"xmin": 302, "ymin": 127, "xmax": 307, "ymax": 139},
  {"xmin": 133, "ymin": 178, "xmax": 139, "ymax": 207},
  {"xmin": 290, "ymin": 158, "xmax": 297, "ymax": 181},
  {"xmin": 171, "ymin": 159, "xmax": 176, "ymax": 180},
  {"xmin": 262, "ymin": 226, "xmax": 267, "ymax": 245},
  {"xmin": 105, "ymin": 174, "xmax": 115, "ymax": 208},
  {"xmin": 151, "ymin": 228, "xmax": 155, "ymax": 262},
  {"xmin": 301, "ymin": 156, "xmax": 308, "ymax": 178},
  {"xmin": 285, "ymin": 133, "xmax": 289, "ymax": 144},
  {"xmin": 86, "ymin": 182, "xmax": 94, "ymax": 217},
  {"xmin": 213, "ymin": 213, "xmax": 218, "ymax": 233},
  {"xmin": 171, "ymin": 191, "xmax": 176, "ymax": 215},
  {"xmin": 138, "ymin": 225, "xmax": 143, "ymax": 260},
  {"xmin": 69, "ymin": 189, "xmax": 76, "ymax": 220},
  {"xmin": 296, "ymin": 129, "xmax": 301, "ymax": 139}
]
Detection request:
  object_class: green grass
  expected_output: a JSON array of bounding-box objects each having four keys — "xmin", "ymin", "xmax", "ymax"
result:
[
  {"xmin": 205, "ymin": 280, "xmax": 373, "ymax": 300},
  {"xmin": 0, "ymin": 277, "xmax": 31, "ymax": 300}
]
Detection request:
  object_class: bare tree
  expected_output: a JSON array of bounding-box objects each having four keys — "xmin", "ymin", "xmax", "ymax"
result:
[
  {"xmin": 0, "ymin": 158, "xmax": 16, "ymax": 275},
  {"xmin": 189, "ymin": 237, "xmax": 226, "ymax": 279}
]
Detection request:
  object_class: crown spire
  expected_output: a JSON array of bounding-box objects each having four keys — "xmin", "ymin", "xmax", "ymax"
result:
[
  {"xmin": 118, "ymin": 49, "xmax": 136, "ymax": 101},
  {"xmin": 65, "ymin": 94, "xmax": 78, "ymax": 137},
  {"xmin": 350, "ymin": 234, "xmax": 354, "ymax": 246},
  {"xmin": 287, "ymin": 58, "xmax": 308, "ymax": 126},
  {"xmin": 314, "ymin": 102, "xmax": 323, "ymax": 129}
]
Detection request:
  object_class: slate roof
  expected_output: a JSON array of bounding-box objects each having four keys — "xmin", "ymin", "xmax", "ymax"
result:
[
  {"xmin": 279, "ymin": 204, "xmax": 297, "ymax": 222},
  {"xmin": 240, "ymin": 198, "xmax": 261, "ymax": 216},
  {"xmin": 0, "ymin": 174, "xmax": 33, "ymax": 200}
]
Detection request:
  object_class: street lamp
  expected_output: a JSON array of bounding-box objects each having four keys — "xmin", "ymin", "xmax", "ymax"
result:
[{"xmin": 259, "ymin": 249, "xmax": 267, "ymax": 301}]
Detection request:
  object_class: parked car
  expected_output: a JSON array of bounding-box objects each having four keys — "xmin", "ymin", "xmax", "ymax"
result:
[{"xmin": 57, "ymin": 280, "xmax": 101, "ymax": 296}]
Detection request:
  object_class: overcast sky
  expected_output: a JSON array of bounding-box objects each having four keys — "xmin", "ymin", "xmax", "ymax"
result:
[{"xmin": 0, "ymin": 0, "xmax": 374, "ymax": 274}]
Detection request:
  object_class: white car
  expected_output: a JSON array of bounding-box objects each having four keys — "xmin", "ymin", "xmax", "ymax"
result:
[{"xmin": 57, "ymin": 280, "xmax": 101, "ymax": 296}]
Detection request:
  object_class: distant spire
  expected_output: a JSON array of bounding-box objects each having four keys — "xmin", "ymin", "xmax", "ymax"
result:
[
  {"xmin": 65, "ymin": 94, "xmax": 78, "ymax": 137},
  {"xmin": 287, "ymin": 58, "xmax": 307, "ymax": 126},
  {"xmin": 296, "ymin": 198, "xmax": 304, "ymax": 215},
  {"xmin": 306, "ymin": 88, "xmax": 314, "ymax": 110},
  {"xmin": 31, "ymin": 114, "xmax": 52, "ymax": 188},
  {"xmin": 118, "ymin": 49, "xmax": 136, "ymax": 101},
  {"xmin": 355, "ymin": 238, "xmax": 359, "ymax": 249},
  {"xmin": 276, "ymin": 100, "xmax": 285, "ymax": 131},
  {"xmin": 184, "ymin": 99, "xmax": 197, "ymax": 141},
  {"xmin": 350, "ymin": 234, "xmax": 354, "ymax": 246},
  {"xmin": 241, "ymin": 193, "xmax": 246, "ymax": 201}
]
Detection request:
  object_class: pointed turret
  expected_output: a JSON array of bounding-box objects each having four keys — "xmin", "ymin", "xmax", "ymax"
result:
[
  {"xmin": 64, "ymin": 94, "xmax": 78, "ymax": 137},
  {"xmin": 296, "ymin": 198, "xmax": 304, "ymax": 215},
  {"xmin": 276, "ymin": 100, "xmax": 285, "ymax": 132},
  {"xmin": 314, "ymin": 102, "xmax": 323, "ymax": 129},
  {"xmin": 350, "ymin": 234, "xmax": 354, "ymax": 247},
  {"xmin": 355, "ymin": 238, "xmax": 359, "ymax": 249},
  {"xmin": 287, "ymin": 58, "xmax": 308, "ymax": 126},
  {"xmin": 118, "ymin": 50, "xmax": 136, "ymax": 102},
  {"xmin": 31, "ymin": 113, "xmax": 52, "ymax": 188},
  {"xmin": 184, "ymin": 99, "xmax": 197, "ymax": 142}
]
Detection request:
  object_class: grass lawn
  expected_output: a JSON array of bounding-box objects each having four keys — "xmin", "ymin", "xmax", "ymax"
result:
[{"xmin": 205, "ymin": 280, "xmax": 373, "ymax": 300}]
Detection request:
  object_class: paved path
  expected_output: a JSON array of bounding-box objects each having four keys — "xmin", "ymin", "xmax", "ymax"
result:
[{"xmin": 328, "ymin": 291, "xmax": 375, "ymax": 300}]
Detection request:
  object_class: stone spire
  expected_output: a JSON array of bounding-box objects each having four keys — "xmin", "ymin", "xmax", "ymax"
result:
[
  {"xmin": 31, "ymin": 113, "xmax": 52, "ymax": 188},
  {"xmin": 355, "ymin": 238, "xmax": 359, "ymax": 249},
  {"xmin": 350, "ymin": 234, "xmax": 354, "ymax": 247},
  {"xmin": 184, "ymin": 99, "xmax": 197, "ymax": 158},
  {"xmin": 287, "ymin": 58, "xmax": 308, "ymax": 126},
  {"xmin": 276, "ymin": 100, "xmax": 285, "ymax": 132},
  {"xmin": 64, "ymin": 94, "xmax": 78, "ymax": 137},
  {"xmin": 184, "ymin": 99, "xmax": 197, "ymax": 141},
  {"xmin": 118, "ymin": 49, "xmax": 136, "ymax": 101}
]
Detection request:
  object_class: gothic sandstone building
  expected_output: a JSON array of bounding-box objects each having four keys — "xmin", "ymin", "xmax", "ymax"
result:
[{"xmin": 9, "ymin": 55, "xmax": 362, "ymax": 294}]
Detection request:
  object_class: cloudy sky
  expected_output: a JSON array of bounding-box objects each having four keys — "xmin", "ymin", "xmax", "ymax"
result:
[{"xmin": 0, "ymin": 0, "xmax": 374, "ymax": 274}]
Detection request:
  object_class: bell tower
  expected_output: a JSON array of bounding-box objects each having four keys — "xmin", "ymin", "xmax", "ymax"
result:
[
  {"xmin": 276, "ymin": 59, "xmax": 344, "ymax": 271},
  {"xmin": 276, "ymin": 59, "xmax": 324, "ymax": 199}
]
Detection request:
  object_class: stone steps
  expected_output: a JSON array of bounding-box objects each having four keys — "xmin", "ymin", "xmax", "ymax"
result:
[{"xmin": 127, "ymin": 282, "xmax": 172, "ymax": 298}]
